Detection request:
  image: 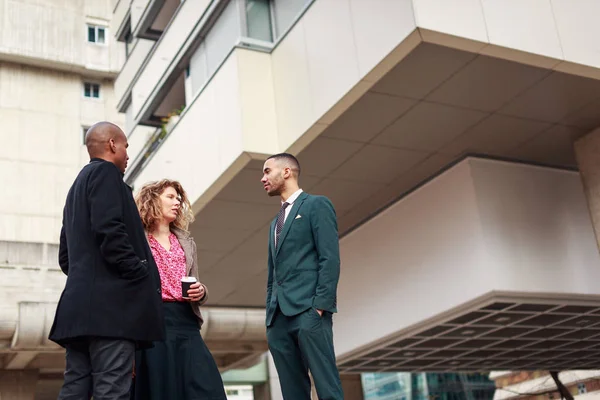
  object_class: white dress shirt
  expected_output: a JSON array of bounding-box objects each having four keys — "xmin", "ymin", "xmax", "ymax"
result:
[{"xmin": 274, "ymin": 189, "xmax": 303, "ymax": 245}]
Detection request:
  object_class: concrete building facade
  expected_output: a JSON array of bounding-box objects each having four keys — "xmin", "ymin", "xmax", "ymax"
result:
[
  {"xmin": 0, "ymin": 0, "xmax": 125, "ymax": 398},
  {"xmin": 112, "ymin": 0, "xmax": 600, "ymax": 398}
]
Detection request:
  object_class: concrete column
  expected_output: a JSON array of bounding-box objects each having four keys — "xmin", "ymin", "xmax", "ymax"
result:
[
  {"xmin": 0, "ymin": 370, "xmax": 38, "ymax": 400},
  {"xmin": 575, "ymin": 128, "xmax": 600, "ymax": 252},
  {"xmin": 341, "ymin": 374, "xmax": 365, "ymax": 400}
]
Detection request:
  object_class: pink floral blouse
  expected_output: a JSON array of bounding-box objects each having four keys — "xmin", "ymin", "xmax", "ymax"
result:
[{"xmin": 149, "ymin": 232, "xmax": 187, "ymax": 301}]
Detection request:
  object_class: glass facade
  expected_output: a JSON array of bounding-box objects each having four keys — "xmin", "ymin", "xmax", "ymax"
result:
[{"xmin": 362, "ymin": 372, "xmax": 496, "ymax": 400}]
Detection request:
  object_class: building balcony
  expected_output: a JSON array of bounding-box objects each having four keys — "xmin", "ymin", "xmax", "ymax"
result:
[
  {"xmin": 111, "ymin": 0, "xmax": 131, "ymax": 43},
  {"xmin": 123, "ymin": 0, "xmax": 600, "ymax": 370},
  {"xmin": 115, "ymin": 38, "xmax": 155, "ymax": 111},
  {"xmin": 133, "ymin": 0, "xmax": 185, "ymax": 41},
  {"xmin": 129, "ymin": 0, "xmax": 213, "ymax": 123}
]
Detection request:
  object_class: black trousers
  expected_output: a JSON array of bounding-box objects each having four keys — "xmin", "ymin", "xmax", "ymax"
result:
[{"xmin": 58, "ymin": 337, "xmax": 135, "ymax": 400}]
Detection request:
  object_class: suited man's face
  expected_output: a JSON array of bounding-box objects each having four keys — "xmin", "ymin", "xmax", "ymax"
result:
[{"xmin": 261, "ymin": 158, "xmax": 286, "ymax": 197}]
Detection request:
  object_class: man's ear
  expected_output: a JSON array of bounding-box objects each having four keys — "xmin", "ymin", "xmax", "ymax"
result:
[
  {"xmin": 283, "ymin": 167, "xmax": 291, "ymax": 179},
  {"xmin": 109, "ymin": 138, "xmax": 116, "ymax": 153}
]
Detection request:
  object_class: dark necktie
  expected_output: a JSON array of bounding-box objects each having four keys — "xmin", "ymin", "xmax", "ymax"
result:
[{"xmin": 275, "ymin": 202, "xmax": 290, "ymax": 244}]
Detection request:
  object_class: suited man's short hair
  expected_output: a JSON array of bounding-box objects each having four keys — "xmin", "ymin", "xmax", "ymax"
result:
[{"xmin": 267, "ymin": 153, "xmax": 301, "ymax": 177}]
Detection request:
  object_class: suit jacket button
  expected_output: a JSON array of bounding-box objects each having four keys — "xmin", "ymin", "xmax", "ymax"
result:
[{"xmin": 156, "ymin": 288, "xmax": 161, "ymax": 294}]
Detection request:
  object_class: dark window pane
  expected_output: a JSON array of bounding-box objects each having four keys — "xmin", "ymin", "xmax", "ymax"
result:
[
  {"xmin": 125, "ymin": 28, "xmax": 133, "ymax": 57},
  {"xmin": 92, "ymin": 84, "xmax": 100, "ymax": 98},
  {"xmin": 88, "ymin": 26, "xmax": 95, "ymax": 42},
  {"xmin": 97, "ymin": 27, "xmax": 105, "ymax": 44},
  {"xmin": 84, "ymin": 83, "xmax": 91, "ymax": 97}
]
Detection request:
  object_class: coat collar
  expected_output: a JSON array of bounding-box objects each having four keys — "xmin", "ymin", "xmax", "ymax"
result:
[
  {"xmin": 171, "ymin": 226, "xmax": 191, "ymax": 240},
  {"xmin": 89, "ymin": 158, "xmax": 125, "ymax": 178}
]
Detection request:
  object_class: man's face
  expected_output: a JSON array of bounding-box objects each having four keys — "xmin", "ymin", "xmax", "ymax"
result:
[
  {"xmin": 111, "ymin": 131, "xmax": 129, "ymax": 174},
  {"xmin": 261, "ymin": 158, "xmax": 285, "ymax": 197}
]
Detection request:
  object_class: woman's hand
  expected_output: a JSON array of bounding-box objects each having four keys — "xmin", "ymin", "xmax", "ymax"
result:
[{"xmin": 186, "ymin": 282, "xmax": 205, "ymax": 302}]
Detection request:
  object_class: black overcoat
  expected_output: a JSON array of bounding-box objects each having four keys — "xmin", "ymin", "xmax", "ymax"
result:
[{"xmin": 49, "ymin": 158, "xmax": 165, "ymax": 347}]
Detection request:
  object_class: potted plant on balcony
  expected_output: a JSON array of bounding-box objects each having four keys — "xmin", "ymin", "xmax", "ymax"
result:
[{"xmin": 161, "ymin": 105, "xmax": 185, "ymax": 138}]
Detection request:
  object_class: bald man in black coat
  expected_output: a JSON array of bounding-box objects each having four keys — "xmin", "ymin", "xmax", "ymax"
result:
[{"xmin": 50, "ymin": 122, "xmax": 165, "ymax": 400}]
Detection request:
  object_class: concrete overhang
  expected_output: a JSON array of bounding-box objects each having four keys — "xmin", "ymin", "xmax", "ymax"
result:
[
  {"xmin": 132, "ymin": 33, "xmax": 600, "ymax": 308},
  {"xmin": 112, "ymin": 0, "xmax": 132, "ymax": 43},
  {"xmin": 133, "ymin": 0, "xmax": 180, "ymax": 41},
  {"xmin": 337, "ymin": 293, "xmax": 600, "ymax": 373},
  {"xmin": 0, "ymin": 53, "xmax": 119, "ymax": 79}
]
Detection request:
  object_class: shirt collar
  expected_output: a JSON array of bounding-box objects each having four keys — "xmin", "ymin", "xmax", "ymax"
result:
[{"xmin": 283, "ymin": 189, "xmax": 303, "ymax": 206}]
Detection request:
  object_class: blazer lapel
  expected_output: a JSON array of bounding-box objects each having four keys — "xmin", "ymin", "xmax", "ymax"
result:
[
  {"xmin": 275, "ymin": 192, "xmax": 308, "ymax": 256},
  {"xmin": 172, "ymin": 228, "xmax": 194, "ymax": 275}
]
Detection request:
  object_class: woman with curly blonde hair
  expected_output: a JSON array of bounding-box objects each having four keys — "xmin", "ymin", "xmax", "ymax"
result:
[{"xmin": 131, "ymin": 179, "xmax": 226, "ymax": 400}]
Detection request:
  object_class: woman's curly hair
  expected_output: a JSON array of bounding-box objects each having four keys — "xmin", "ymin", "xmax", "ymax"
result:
[{"xmin": 135, "ymin": 179, "xmax": 195, "ymax": 232}]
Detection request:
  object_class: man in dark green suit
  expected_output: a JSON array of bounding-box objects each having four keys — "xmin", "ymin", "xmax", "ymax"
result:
[{"xmin": 261, "ymin": 153, "xmax": 343, "ymax": 400}]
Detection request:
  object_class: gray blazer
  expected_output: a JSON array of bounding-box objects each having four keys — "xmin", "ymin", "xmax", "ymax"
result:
[{"xmin": 148, "ymin": 227, "xmax": 209, "ymax": 328}]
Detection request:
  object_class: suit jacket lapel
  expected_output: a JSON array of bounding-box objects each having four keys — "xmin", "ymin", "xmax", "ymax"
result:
[
  {"xmin": 276, "ymin": 192, "xmax": 308, "ymax": 256},
  {"xmin": 269, "ymin": 218, "xmax": 276, "ymax": 260}
]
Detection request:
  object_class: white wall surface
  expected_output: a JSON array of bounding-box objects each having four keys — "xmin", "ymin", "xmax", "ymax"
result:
[
  {"xmin": 413, "ymin": 0, "xmax": 600, "ymax": 69},
  {"xmin": 334, "ymin": 158, "xmax": 600, "ymax": 357},
  {"xmin": 0, "ymin": 0, "xmax": 123, "ymax": 74},
  {"xmin": 114, "ymin": 38, "xmax": 154, "ymax": 105},
  {"xmin": 111, "ymin": 0, "xmax": 131, "ymax": 36},
  {"xmin": 270, "ymin": 0, "xmax": 416, "ymax": 151},
  {"xmin": 130, "ymin": 0, "xmax": 150, "ymax": 32},
  {"xmin": 126, "ymin": 124, "xmax": 156, "ymax": 164},
  {"xmin": 0, "ymin": 62, "xmax": 123, "ymax": 244}
]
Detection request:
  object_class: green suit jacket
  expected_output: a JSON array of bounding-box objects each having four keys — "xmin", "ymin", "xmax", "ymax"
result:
[{"xmin": 266, "ymin": 192, "xmax": 340, "ymax": 327}]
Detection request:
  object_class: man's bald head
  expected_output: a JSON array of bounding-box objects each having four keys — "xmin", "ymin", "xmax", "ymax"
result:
[{"xmin": 85, "ymin": 122, "xmax": 129, "ymax": 173}]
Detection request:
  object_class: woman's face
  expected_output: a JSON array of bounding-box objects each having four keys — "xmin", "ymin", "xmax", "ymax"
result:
[{"xmin": 159, "ymin": 186, "xmax": 181, "ymax": 223}]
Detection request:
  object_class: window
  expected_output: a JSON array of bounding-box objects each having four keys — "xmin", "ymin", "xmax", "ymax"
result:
[
  {"xmin": 125, "ymin": 28, "xmax": 133, "ymax": 58},
  {"xmin": 246, "ymin": 0, "xmax": 273, "ymax": 42},
  {"xmin": 83, "ymin": 82, "xmax": 100, "ymax": 99},
  {"xmin": 578, "ymin": 383, "xmax": 587, "ymax": 394},
  {"xmin": 82, "ymin": 126, "xmax": 90, "ymax": 144},
  {"xmin": 87, "ymin": 25, "xmax": 107, "ymax": 44}
]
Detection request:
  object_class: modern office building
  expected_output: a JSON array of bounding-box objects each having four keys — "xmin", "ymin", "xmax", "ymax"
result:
[
  {"xmin": 490, "ymin": 370, "xmax": 600, "ymax": 400},
  {"xmin": 112, "ymin": 0, "xmax": 600, "ymax": 398},
  {"xmin": 362, "ymin": 372, "xmax": 496, "ymax": 400}
]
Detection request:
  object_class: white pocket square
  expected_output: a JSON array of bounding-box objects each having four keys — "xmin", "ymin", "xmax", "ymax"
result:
[{"xmin": 295, "ymin": 215, "xmax": 302, "ymax": 219}]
